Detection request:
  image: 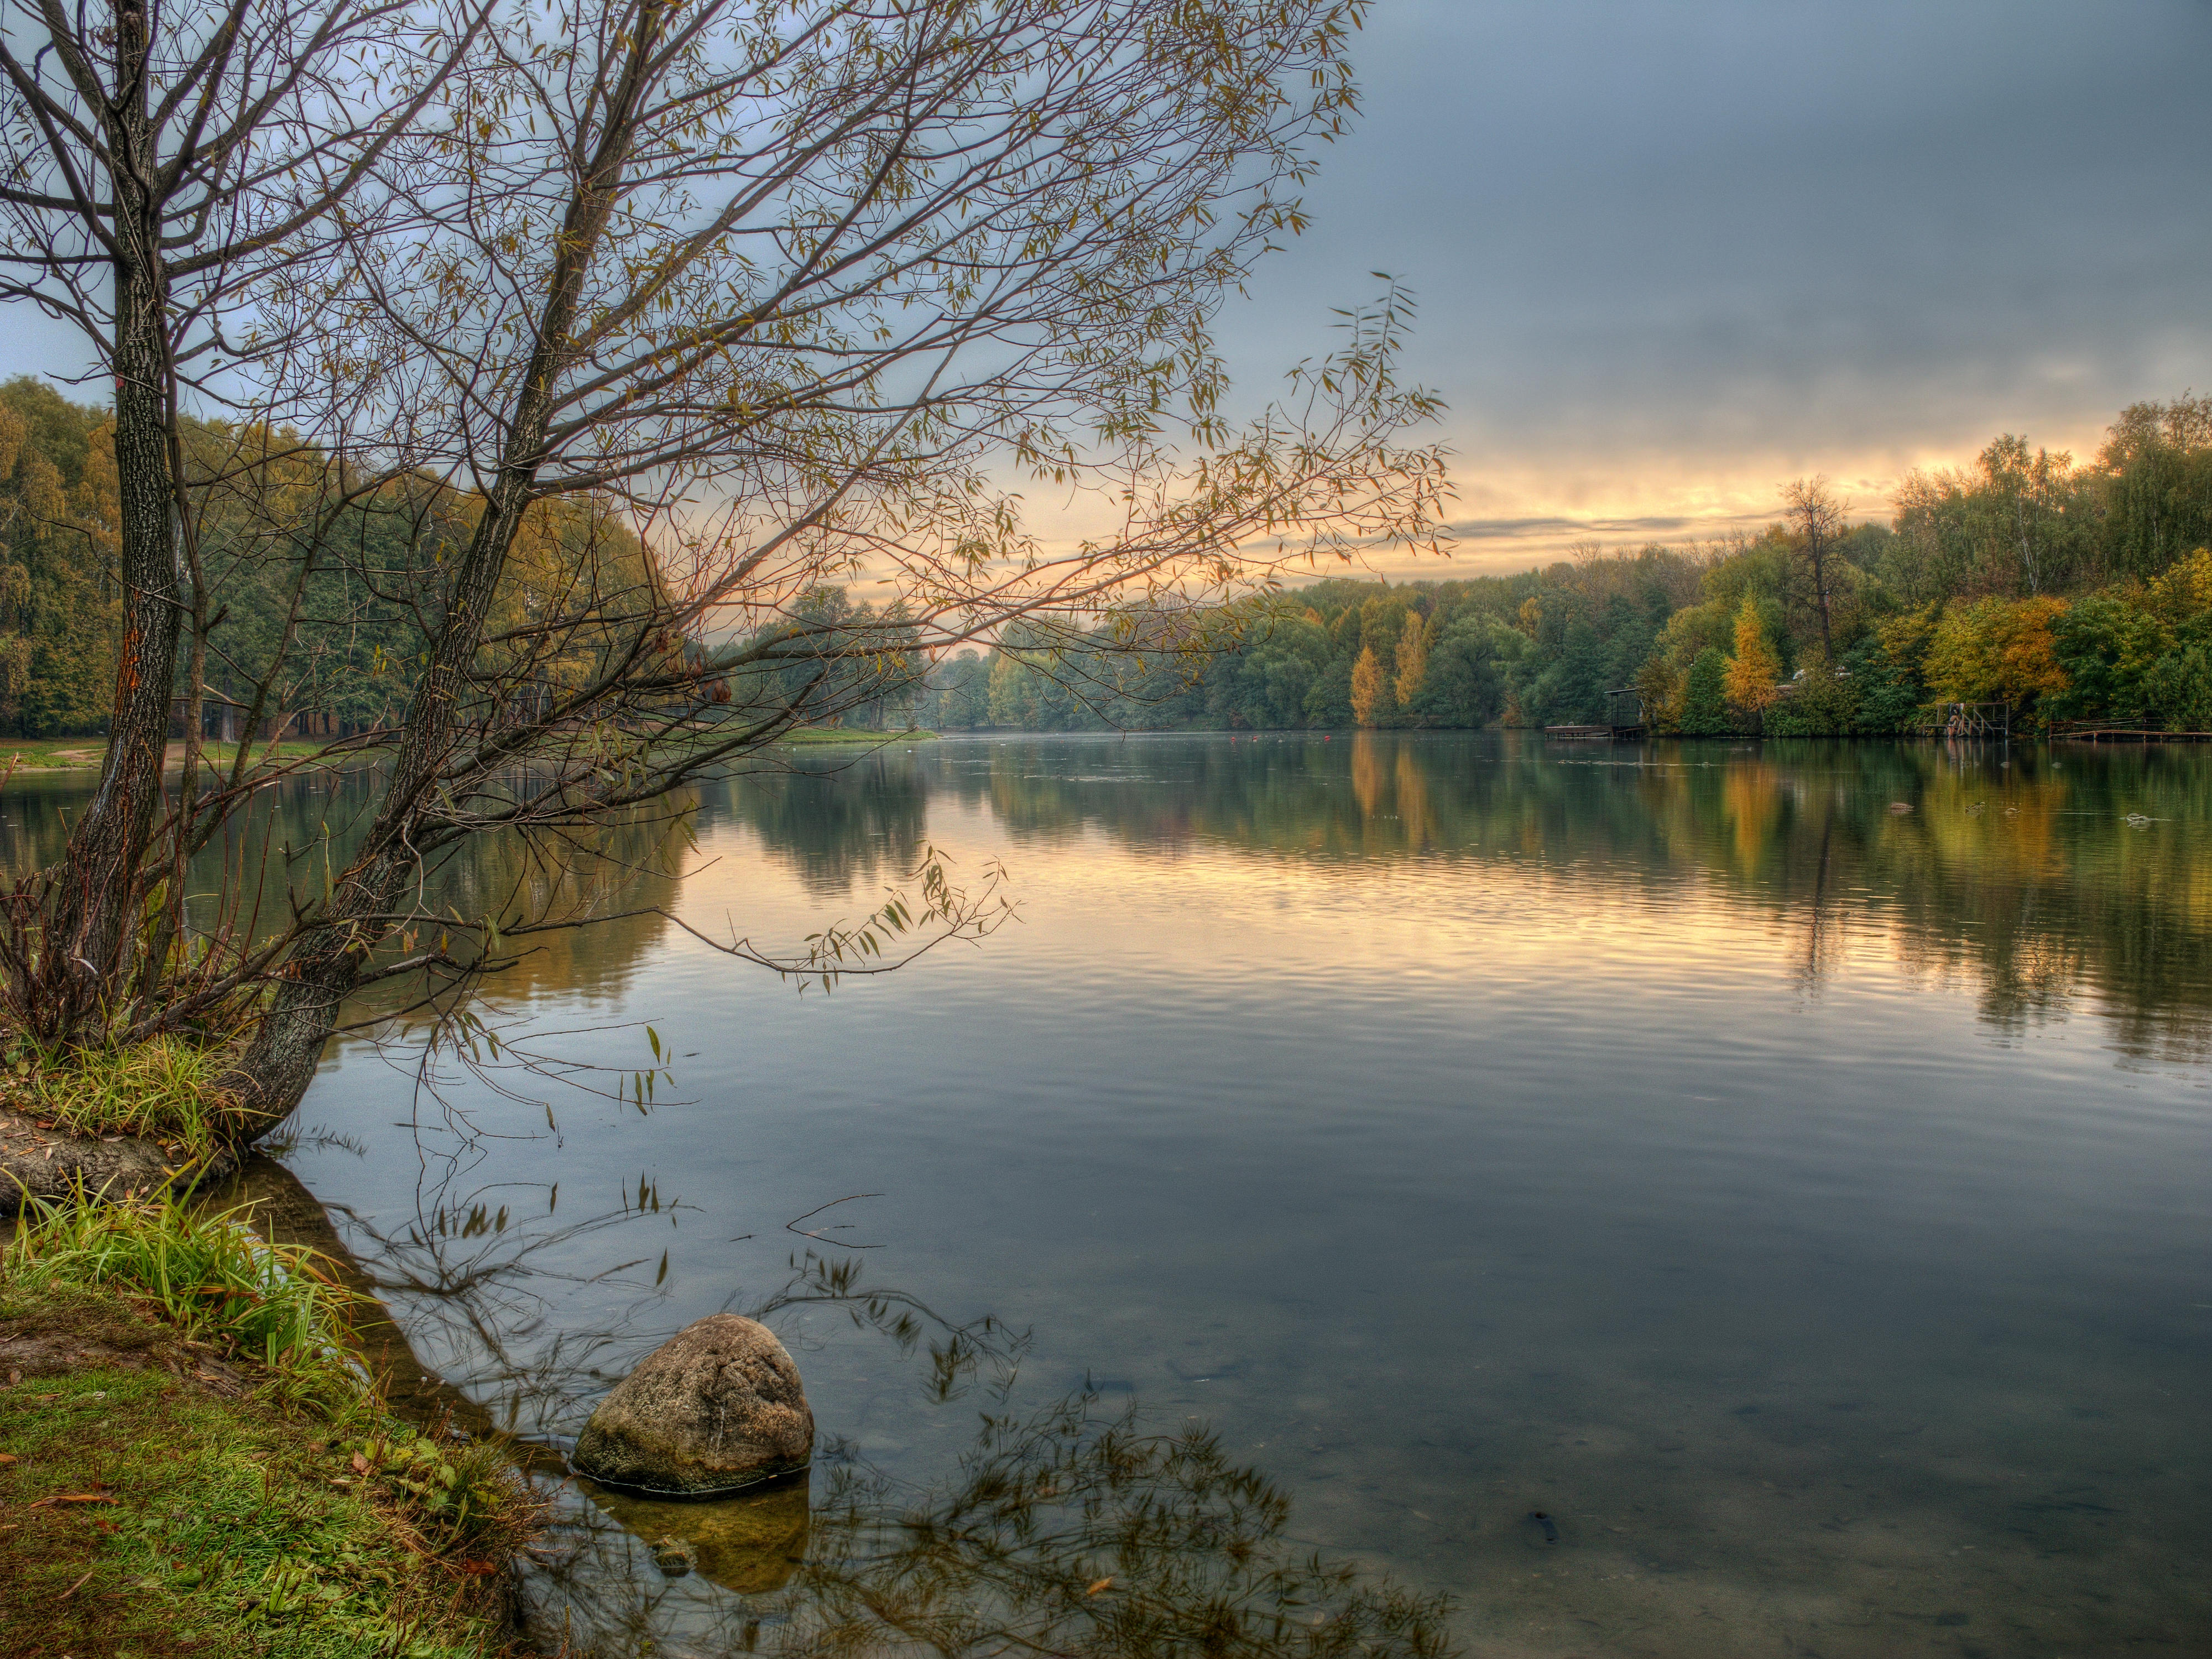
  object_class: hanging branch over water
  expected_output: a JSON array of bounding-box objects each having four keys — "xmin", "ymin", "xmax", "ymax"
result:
[{"xmin": 0, "ymin": 0, "xmax": 1451, "ymax": 1140}]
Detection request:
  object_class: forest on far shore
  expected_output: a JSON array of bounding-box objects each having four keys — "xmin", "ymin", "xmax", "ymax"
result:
[
  {"xmin": 7, "ymin": 380, "xmax": 2211, "ymax": 741},
  {"xmin": 927, "ymin": 396, "xmax": 2212, "ymax": 737}
]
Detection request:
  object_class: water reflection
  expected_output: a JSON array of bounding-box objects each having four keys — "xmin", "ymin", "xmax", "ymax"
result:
[
  {"xmin": 712, "ymin": 754, "xmax": 931, "ymax": 896},
  {"xmin": 911, "ymin": 734, "xmax": 2212, "ymax": 1055},
  {"xmin": 14, "ymin": 737, "xmax": 2212, "ymax": 1656},
  {"xmin": 525, "ymin": 1395, "xmax": 1451, "ymax": 1659},
  {"xmin": 9, "ymin": 736, "xmax": 2205, "ymax": 1055},
  {"xmin": 231, "ymin": 1155, "xmax": 1447, "ymax": 1659},
  {"xmin": 574, "ymin": 1474, "xmax": 810, "ymax": 1595}
]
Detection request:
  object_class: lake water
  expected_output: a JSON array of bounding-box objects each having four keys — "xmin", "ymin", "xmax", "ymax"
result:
[{"xmin": 9, "ymin": 733, "xmax": 2211, "ymax": 1657}]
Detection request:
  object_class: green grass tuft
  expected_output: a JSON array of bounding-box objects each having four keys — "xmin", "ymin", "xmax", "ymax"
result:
[
  {"xmin": 775, "ymin": 726, "xmax": 940, "ymax": 744},
  {"xmin": 14, "ymin": 1034, "xmax": 270, "ymax": 1158},
  {"xmin": 8, "ymin": 1191, "xmax": 368, "ymax": 1408}
]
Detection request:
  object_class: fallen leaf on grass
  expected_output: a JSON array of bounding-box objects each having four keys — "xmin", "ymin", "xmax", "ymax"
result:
[
  {"xmin": 0, "ymin": 1454, "xmax": 17, "ymax": 1464},
  {"xmin": 28, "ymin": 1493, "xmax": 115, "ymax": 1508}
]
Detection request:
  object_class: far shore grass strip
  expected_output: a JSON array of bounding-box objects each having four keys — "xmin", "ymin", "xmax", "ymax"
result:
[
  {"xmin": 773, "ymin": 726, "xmax": 938, "ymax": 744},
  {"xmin": 2, "ymin": 739, "xmax": 335, "ymax": 771},
  {"xmin": 0, "ymin": 727, "xmax": 938, "ymax": 772}
]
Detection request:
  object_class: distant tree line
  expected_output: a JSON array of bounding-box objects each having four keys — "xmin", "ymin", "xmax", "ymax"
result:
[
  {"xmin": 15, "ymin": 383, "xmax": 2210, "ymax": 745},
  {"xmin": 923, "ymin": 397, "xmax": 2212, "ymax": 737}
]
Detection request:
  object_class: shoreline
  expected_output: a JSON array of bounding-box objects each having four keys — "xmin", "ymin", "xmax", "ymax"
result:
[
  {"xmin": 0, "ymin": 727, "xmax": 948, "ymax": 775},
  {"xmin": 0, "ymin": 1178, "xmax": 533, "ymax": 1656}
]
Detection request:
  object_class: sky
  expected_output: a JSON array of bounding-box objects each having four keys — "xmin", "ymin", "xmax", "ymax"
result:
[
  {"xmin": 1208, "ymin": 0, "xmax": 2212, "ymax": 576},
  {"xmin": 7, "ymin": 1, "xmax": 2209, "ymax": 585}
]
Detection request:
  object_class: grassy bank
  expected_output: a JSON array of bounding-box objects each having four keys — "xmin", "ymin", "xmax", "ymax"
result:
[
  {"xmin": 0, "ymin": 737, "xmax": 109, "ymax": 770},
  {"xmin": 8, "ymin": 1034, "xmax": 265, "ymax": 1161},
  {"xmin": 773, "ymin": 727, "xmax": 938, "ymax": 745},
  {"xmin": 0, "ymin": 739, "xmax": 338, "ymax": 774},
  {"xmin": 0, "ymin": 1196, "xmax": 529, "ymax": 1657}
]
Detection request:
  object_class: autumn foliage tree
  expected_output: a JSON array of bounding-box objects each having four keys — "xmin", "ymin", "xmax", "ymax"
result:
[
  {"xmin": 1349, "ymin": 645, "xmax": 1390, "ymax": 727},
  {"xmin": 1923, "ymin": 596, "xmax": 2070, "ymax": 711},
  {"xmin": 1723, "ymin": 596, "xmax": 1781, "ymax": 717}
]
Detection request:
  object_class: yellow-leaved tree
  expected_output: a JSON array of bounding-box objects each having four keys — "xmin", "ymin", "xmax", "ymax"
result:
[
  {"xmin": 1725, "ymin": 596, "xmax": 1782, "ymax": 714},
  {"xmin": 1350, "ymin": 645, "xmax": 1389, "ymax": 727},
  {"xmin": 1924, "ymin": 596, "xmax": 2071, "ymax": 708}
]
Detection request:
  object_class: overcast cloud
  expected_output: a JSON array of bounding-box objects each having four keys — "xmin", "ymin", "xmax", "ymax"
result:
[
  {"xmin": 6, "ymin": 2, "xmax": 2206, "ymax": 578},
  {"xmin": 1216, "ymin": 0, "xmax": 2212, "ymax": 571}
]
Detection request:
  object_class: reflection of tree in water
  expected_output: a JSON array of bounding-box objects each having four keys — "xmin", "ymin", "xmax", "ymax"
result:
[
  {"xmin": 531, "ymin": 1394, "xmax": 1453, "ymax": 1659},
  {"xmin": 241, "ymin": 1150, "xmax": 1023, "ymax": 1453},
  {"xmin": 950, "ymin": 735, "xmax": 2212, "ymax": 1057},
  {"xmin": 232, "ymin": 1154, "xmax": 661, "ymax": 1443},
  {"xmin": 236, "ymin": 1156, "xmax": 1449, "ymax": 1659},
  {"xmin": 13, "ymin": 736, "xmax": 2205, "ymax": 1056},
  {"xmin": 700, "ymin": 755, "xmax": 930, "ymax": 896},
  {"xmin": 0, "ymin": 766, "xmax": 686, "ymax": 1014},
  {"xmin": 777, "ymin": 1400, "xmax": 1452, "ymax": 1659}
]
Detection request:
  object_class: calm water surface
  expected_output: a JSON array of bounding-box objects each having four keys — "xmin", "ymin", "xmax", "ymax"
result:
[{"xmin": 11, "ymin": 733, "xmax": 2210, "ymax": 1657}]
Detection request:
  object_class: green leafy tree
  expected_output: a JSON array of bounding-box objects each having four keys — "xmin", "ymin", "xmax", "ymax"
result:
[
  {"xmin": 1766, "ymin": 650, "xmax": 1860, "ymax": 736},
  {"xmin": 932, "ymin": 651, "xmax": 994, "ymax": 730},
  {"xmin": 1542, "ymin": 618, "xmax": 1610, "ymax": 723},
  {"xmin": 1410, "ymin": 614, "xmax": 1509, "ymax": 727},
  {"xmin": 1679, "ymin": 647, "xmax": 1730, "ymax": 734},
  {"xmin": 2095, "ymin": 398, "xmax": 2212, "ymax": 580},
  {"xmin": 2049, "ymin": 596, "xmax": 2172, "ymax": 722},
  {"xmin": 1633, "ymin": 653, "xmax": 1683, "ymax": 734},
  {"xmin": 0, "ymin": 380, "xmax": 120, "ymax": 734},
  {"xmin": 1303, "ymin": 655, "xmax": 1355, "ymax": 726},
  {"xmin": 2143, "ymin": 645, "xmax": 2212, "ymax": 732}
]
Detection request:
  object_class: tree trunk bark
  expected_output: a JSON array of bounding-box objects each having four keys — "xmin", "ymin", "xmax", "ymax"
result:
[
  {"xmin": 226, "ymin": 472, "xmax": 538, "ymax": 1123},
  {"xmin": 37, "ymin": 2, "xmax": 186, "ymax": 1033}
]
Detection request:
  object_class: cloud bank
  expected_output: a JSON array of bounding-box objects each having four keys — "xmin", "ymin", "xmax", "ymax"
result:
[{"xmin": 1216, "ymin": 0, "xmax": 2212, "ymax": 573}]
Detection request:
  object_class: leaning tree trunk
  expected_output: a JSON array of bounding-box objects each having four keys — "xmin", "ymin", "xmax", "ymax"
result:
[
  {"xmin": 36, "ymin": 2, "xmax": 186, "ymax": 1037},
  {"xmin": 222, "ymin": 6, "xmax": 666, "ymax": 1128},
  {"xmin": 221, "ymin": 471, "xmax": 536, "ymax": 1121}
]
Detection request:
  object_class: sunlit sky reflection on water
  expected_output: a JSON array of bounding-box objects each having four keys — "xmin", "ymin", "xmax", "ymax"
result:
[{"xmin": 26, "ymin": 731, "xmax": 2201, "ymax": 1656}]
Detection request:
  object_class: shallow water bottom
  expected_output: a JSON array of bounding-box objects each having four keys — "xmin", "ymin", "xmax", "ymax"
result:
[{"xmin": 96, "ymin": 732, "xmax": 2211, "ymax": 1656}]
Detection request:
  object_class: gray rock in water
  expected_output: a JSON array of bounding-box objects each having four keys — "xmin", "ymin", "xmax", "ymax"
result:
[{"xmin": 572, "ymin": 1314, "xmax": 813, "ymax": 1497}]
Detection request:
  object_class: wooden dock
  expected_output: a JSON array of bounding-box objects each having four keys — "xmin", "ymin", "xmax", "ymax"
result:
[
  {"xmin": 1538, "ymin": 691, "xmax": 1651, "ymax": 742},
  {"xmin": 1928, "ymin": 701, "xmax": 2011, "ymax": 739},
  {"xmin": 2052, "ymin": 719, "xmax": 2212, "ymax": 743}
]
